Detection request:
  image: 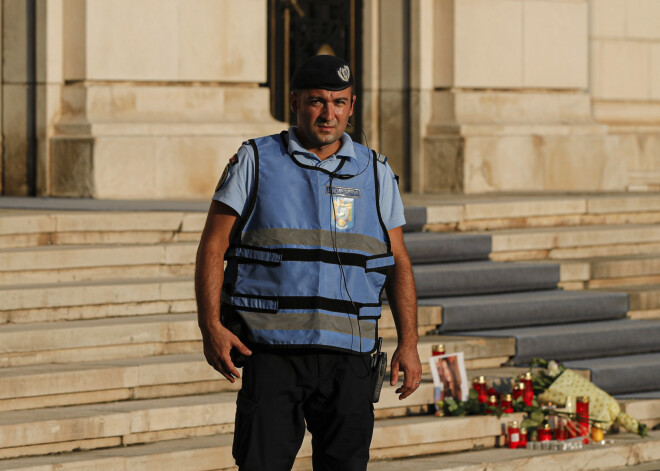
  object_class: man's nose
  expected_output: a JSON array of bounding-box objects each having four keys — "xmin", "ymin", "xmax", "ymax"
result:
[{"xmin": 320, "ymin": 103, "xmax": 336, "ymax": 121}]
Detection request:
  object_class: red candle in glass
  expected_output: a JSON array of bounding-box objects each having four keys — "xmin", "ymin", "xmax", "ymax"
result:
[
  {"xmin": 432, "ymin": 344, "xmax": 445, "ymax": 356},
  {"xmin": 486, "ymin": 394, "xmax": 498, "ymax": 413},
  {"xmin": 507, "ymin": 421, "xmax": 520, "ymax": 449},
  {"xmin": 473, "ymin": 376, "xmax": 488, "ymax": 403},
  {"xmin": 576, "ymin": 396, "xmax": 590, "ymax": 437},
  {"xmin": 538, "ymin": 423, "xmax": 553, "ymax": 441},
  {"xmin": 500, "ymin": 394, "xmax": 513, "ymax": 413},
  {"xmin": 523, "ymin": 372, "xmax": 534, "ymax": 406},
  {"xmin": 512, "ymin": 382, "xmax": 525, "ymax": 400},
  {"xmin": 519, "ymin": 428, "xmax": 528, "ymax": 448}
]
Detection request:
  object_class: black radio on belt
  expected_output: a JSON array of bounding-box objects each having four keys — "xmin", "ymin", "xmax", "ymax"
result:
[{"xmin": 370, "ymin": 337, "xmax": 387, "ymax": 403}]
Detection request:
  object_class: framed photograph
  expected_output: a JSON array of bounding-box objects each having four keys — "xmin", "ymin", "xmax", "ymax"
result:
[{"xmin": 429, "ymin": 352, "xmax": 469, "ymax": 402}]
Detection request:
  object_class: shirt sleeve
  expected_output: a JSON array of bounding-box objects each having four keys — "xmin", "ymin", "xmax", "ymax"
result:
[
  {"xmin": 212, "ymin": 143, "xmax": 255, "ymax": 219},
  {"xmin": 376, "ymin": 156, "xmax": 406, "ymax": 231}
]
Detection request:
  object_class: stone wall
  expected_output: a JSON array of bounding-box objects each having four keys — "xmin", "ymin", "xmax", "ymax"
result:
[
  {"xmin": 417, "ymin": 0, "xmax": 625, "ymax": 193},
  {"xmin": 1, "ymin": 0, "xmax": 659, "ymax": 198},
  {"xmin": 2, "ymin": 0, "xmax": 282, "ymax": 199},
  {"xmin": 590, "ymin": 0, "xmax": 660, "ymax": 190}
]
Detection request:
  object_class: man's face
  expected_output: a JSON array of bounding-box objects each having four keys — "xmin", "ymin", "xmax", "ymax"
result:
[{"xmin": 290, "ymin": 88, "xmax": 356, "ymax": 150}]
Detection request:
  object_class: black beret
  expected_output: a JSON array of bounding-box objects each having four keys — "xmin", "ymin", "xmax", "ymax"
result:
[{"xmin": 290, "ymin": 55, "xmax": 353, "ymax": 91}]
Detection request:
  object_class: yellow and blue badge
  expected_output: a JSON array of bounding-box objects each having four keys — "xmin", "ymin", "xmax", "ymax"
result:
[
  {"xmin": 332, "ymin": 197, "xmax": 354, "ymax": 230},
  {"xmin": 326, "ymin": 185, "xmax": 360, "ymax": 231}
]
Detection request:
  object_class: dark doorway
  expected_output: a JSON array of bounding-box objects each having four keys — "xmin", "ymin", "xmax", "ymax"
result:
[{"xmin": 268, "ymin": 0, "xmax": 362, "ymax": 141}]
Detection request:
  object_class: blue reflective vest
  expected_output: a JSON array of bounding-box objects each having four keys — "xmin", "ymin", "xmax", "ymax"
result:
[{"xmin": 222, "ymin": 132, "xmax": 394, "ymax": 354}]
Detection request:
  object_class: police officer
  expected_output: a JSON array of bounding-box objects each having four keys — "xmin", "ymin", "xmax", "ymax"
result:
[{"xmin": 195, "ymin": 55, "xmax": 421, "ymax": 471}]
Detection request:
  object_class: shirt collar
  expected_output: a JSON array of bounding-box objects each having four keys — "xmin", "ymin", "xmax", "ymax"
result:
[{"xmin": 287, "ymin": 126, "xmax": 357, "ymax": 162}]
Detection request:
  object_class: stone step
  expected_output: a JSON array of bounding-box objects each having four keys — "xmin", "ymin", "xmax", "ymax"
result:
[
  {"xmin": 565, "ymin": 353, "xmax": 660, "ymax": 395},
  {"xmin": 3, "ymin": 194, "xmax": 660, "ymax": 249},
  {"xmin": 0, "ymin": 277, "xmax": 194, "ymax": 321},
  {"xmin": 0, "ymin": 297, "xmax": 197, "ymax": 325},
  {"xmin": 489, "ymin": 224, "xmax": 660, "ymax": 260},
  {"xmin": 0, "ymin": 411, "xmax": 522, "ymax": 464},
  {"xmin": 0, "ymin": 312, "xmax": 514, "ymax": 368},
  {"xmin": 0, "ymin": 344, "xmax": 525, "ymax": 414},
  {"xmin": 0, "ymin": 203, "xmax": 423, "ymax": 249},
  {"xmin": 528, "ymin": 255, "xmax": 660, "ymax": 291},
  {"xmin": 0, "ymin": 392, "xmax": 237, "ymax": 458},
  {"xmin": 428, "ymin": 289, "xmax": 628, "ymax": 332},
  {"xmin": 414, "ymin": 261, "xmax": 559, "ymax": 298},
  {"xmin": 458, "ymin": 319, "xmax": 660, "ymax": 368},
  {"xmin": 405, "ymin": 193, "xmax": 660, "ymax": 231},
  {"xmin": 0, "ymin": 357, "xmax": 534, "ymax": 415},
  {"xmin": 1, "ymin": 261, "xmax": 556, "ymax": 325},
  {"xmin": 589, "ymin": 254, "xmax": 660, "ymax": 281},
  {"xmin": 0, "ymin": 210, "xmax": 205, "ymax": 249},
  {"xmin": 0, "ymin": 233, "xmax": 491, "ymax": 286},
  {"xmin": 369, "ymin": 431, "xmax": 660, "ymax": 471},
  {"xmin": 0, "ymin": 303, "xmax": 442, "ymax": 361},
  {"xmin": 608, "ymin": 461, "xmax": 660, "ymax": 471},
  {"xmin": 405, "ymin": 232, "xmax": 491, "ymax": 264},
  {"xmin": 0, "ymin": 243, "xmax": 196, "ymax": 285},
  {"xmin": 0, "ymin": 378, "xmax": 465, "ymax": 456},
  {"xmin": 619, "ymin": 394, "xmax": 660, "ymax": 429},
  {"xmin": 0, "ymin": 353, "xmax": 236, "ymax": 412},
  {"xmin": 0, "ymin": 314, "xmax": 201, "ymax": 367},
  {"xmin": 599, "ymin": 284, "xmax": 660, "ymax": 313}
]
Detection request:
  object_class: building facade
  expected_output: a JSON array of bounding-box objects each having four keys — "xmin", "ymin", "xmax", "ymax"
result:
[{"xmin": 1, "ymin": 0, "xmax": 659, "ymax": 199}]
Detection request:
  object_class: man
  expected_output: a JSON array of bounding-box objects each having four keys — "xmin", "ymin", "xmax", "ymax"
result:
[{"xmin": 195, "ymin": 55, "xmax": 421, "ymax": 471}]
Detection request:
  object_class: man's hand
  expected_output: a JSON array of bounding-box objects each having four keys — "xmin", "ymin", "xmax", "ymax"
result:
[
  {"xmin": 200, "ymin": 322, "xmax": 252, "ymax": 383},
  {"xmin": 195, "ymin": 201, "xmax": 250, "ymax": 383},
  {"xmin": 385, "ymin": 226, "xmax": 422, "ymax": 400},
  {"xmin": 390, "ymin": 344, "xmax": 422, "ymax": 400}
]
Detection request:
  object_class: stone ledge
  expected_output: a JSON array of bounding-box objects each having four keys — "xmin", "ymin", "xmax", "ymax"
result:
[
  {"xmin": 370, "ymin": 431, "xmax": 660, "ymax": 471},
  {"xmin": 0, "ymin": 243, "xmax": 196, "ymax": 272},
  {"xmin": 0, "ymin": 413, "xmax": 521, "ymax": 464},
  {"xmin": 2, "ymin": 299, "xmax": 196, "ymax": 325},
  {"xmin": 0, "ymin": 314, "xmax": 199, "ymax": 355},
  {"xmin": 0, "ymin": 277, "xmax": 194, "ymax": 311},
  {"xmin": 491, "ymin": 225, "xmax": 660, "ymax": 252}
]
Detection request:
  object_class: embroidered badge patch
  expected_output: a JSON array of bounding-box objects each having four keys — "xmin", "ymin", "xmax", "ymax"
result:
[
  {"xmin": 215, "ymin": 165, "xmax": 230, "ymax": 192},
  {"xmin": 332, "ymin": 197, "xmax": 354, "ymax": 230},
  {"xmin": 337, "ymin": 65, "xmax": 351, "ymax": 83},
  {"xmin": 215, "ymin": 154, "xmax": 238, "ymax": 191}
]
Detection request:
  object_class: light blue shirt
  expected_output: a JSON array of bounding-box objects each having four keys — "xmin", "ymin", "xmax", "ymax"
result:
[{"xmin": 213, "ymin": 127, "xmax": 406, "ymax": 230}]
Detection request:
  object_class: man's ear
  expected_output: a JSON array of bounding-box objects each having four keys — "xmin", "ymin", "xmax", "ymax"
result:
[
  {"xmin": 290, "ymin": 90, "xmax": 299, "ymax": 114},
  {"xmin": 349, "ymin": 94, "xmax": 356, "ymax": 117}
]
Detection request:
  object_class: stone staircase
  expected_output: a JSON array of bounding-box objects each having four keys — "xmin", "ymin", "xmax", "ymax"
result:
[
  {"xmin": 0, "ymin": 194, "xmax": 660, "ymax": 470},
  {"xmin": 406, "ymin": 193, "xmax": 660, "ymax": 319},
  {"xmin": 404, "ymin": 193, "xmax": 660, "ymax": 401}
]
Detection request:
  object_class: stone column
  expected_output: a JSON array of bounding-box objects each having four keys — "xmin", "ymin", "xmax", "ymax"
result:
[
  {"xmin": 49, "ymin": 0, "xmax": 282, "ymax": 199},
  {"xmin": 590, "ymin": 0, "xmax": 660, "ymax": 191},
  {"xmin": 422, "ymin": 0, "xmax": 626, "ymax": 193},
  {"xmin": 2, "ymin": 0, "xmax": 38, "ymax": 196}
]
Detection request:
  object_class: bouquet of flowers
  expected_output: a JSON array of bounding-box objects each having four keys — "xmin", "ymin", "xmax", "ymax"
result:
[{"xmin": 535, "ymin": 359, "xmax": 647, "ymax": 436}]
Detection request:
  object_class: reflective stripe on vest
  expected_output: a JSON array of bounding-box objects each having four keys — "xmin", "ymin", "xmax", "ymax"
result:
[{"xmin": 223, "ymin": 132, "xmax": 394, "ymax": 354}]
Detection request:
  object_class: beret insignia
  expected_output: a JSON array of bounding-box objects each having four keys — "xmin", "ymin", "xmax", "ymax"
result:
[{"xmin": 337, "ymin": 65, "xmax": 351, "ymax": 83}]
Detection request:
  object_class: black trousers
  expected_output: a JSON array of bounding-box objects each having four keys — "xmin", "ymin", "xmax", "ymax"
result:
[{"xmin": 232, "ymin": 350, "xmax": 374, "ymax": 471}]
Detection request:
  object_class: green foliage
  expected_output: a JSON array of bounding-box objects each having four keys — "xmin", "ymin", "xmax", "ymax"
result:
[
  {"xmin": 439, "ymin": 388, "xmax": 504, "ymax": 417},
  {"xmin": 639, "ymin": 423, "xmax": 648, "ymax": 438}
]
